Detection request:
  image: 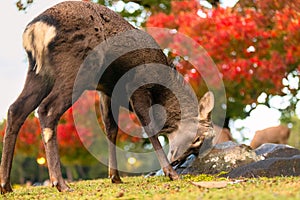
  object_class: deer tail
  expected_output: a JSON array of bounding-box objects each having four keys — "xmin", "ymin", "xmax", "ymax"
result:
[{"xmin": 22, "ymin": 21, "xmax": 57, "ymax": 74}]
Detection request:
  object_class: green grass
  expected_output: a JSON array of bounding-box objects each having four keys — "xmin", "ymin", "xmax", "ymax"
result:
[{"xmin": 3, "ymin": 175, "xmax": 300, "ymax": 200}]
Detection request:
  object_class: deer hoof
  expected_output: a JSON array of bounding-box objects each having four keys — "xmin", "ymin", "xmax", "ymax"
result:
[
  {"xmin": 111, "ymin": 175, "xmax": 123, "ymax": 184},
  {"xmin": 163, "ymin": 166, "xmax": 180, "ymax": 181},
  {"xmin": 169, "ymin": 172, "xmax": 180, "ymax": 181},
  {"xmin": 0, "ymin": 183, "xmax": 13, "ymax": 194},
  {"xmin": 53, "ymin": 180, "xmax": 71, "ymax": 192},
  {"xmin": 56, "ymin": 185, "xmax": 72, "ymax": 192}
]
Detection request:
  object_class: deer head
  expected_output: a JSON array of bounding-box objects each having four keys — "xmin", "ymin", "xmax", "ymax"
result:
[{"xmin": 167, "ymin": 91, "xmax": 215, "ymax": 164}]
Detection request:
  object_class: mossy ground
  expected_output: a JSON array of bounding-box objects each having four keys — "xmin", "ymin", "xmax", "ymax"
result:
[{"xmin": 3, "ymin": 175, "xmax": 300, "ymax": 200}]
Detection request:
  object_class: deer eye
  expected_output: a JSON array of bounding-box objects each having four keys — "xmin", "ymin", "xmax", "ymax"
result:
[{"xmin": 193, "ymin": 137, "xmax": 200, "ymax": 144}]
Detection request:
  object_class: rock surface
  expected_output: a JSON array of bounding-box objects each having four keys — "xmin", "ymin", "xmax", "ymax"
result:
[
  {"xmin": 147, "ymin": 142, "xmax": 300, "ymax": 178},
  {"xmin": 178, "ymin": 141, "xmax": 263, "ymax": 175},
  {"xmin": 254, "ymin": 143, "xmax": 300, "ymax": 158},
  {"xmin": 227, "ymin": 143, "xmax": 300, "ymax": 178},
  {"xmin": 227, "ymin": 155, "xmax": 300, "ymax": 178}
]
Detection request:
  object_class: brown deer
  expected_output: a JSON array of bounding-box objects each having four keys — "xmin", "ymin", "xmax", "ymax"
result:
[
  {"xmin": 250, "ymin": 125, "xmax": 290, "ymax": 149},
  {"xmin": 212, "ymin": 125, "xmax": 233, "ymax": 145},
  {"xmin": 0, "ymin": 1, "xmax": 215, "ymax": 193}
]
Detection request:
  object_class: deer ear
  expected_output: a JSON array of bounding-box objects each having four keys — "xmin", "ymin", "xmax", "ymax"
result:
[{"xmin": 199, "ymin": 91, "xmax": 214, "ymax": 120}]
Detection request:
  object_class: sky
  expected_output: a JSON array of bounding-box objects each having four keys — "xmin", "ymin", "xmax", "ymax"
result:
[
  {"xmin": 0, "ymin": 0, "xmax": 286, "ymax": 144},
  {"xmin": 0, "ymin": 0, "xmax": 65, "ymax": 121}
]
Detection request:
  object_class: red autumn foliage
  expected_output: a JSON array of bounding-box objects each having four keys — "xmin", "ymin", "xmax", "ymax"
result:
[
  {"xmin": 146, "ymin": 0, "xmax": 300, "ymax": 118},
  {"xmin": 0, "ymin": 114, "xmax": 41, "ymax": 156},
  {"xmin": 0, "ymin": 91, "xmax": 142, "ymax": 161}
]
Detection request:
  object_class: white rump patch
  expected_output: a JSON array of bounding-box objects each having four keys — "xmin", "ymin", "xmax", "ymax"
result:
[
  {"xmin": 23, "ymin": 21, "xmax": 57, "ymax": 74},
  {"xmin": 43, "ymin": 128, "xmax": 54, "ymax": 143}
]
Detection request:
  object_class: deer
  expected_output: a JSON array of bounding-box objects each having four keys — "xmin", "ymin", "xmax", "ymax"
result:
[
  {"xmin": 0, "ymin": 1, "xmax": 215, "ymax": 193},
  {"xmin": 212, "ymin": 125, "xmax": 233, "ymax": 145},
  {"xmin": 250, "ymin": 125, "xmax": 290, "ymax": 149}
]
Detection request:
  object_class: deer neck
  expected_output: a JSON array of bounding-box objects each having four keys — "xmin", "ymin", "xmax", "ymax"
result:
[{"xmin": 155, "ymin": 74, "xmax": 199, "ymax": 135}]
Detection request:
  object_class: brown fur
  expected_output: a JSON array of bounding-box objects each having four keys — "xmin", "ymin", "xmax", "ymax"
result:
[
  {"xmin": 250, "ymin": 125, "xmax": 290, "ymax": 149},
  {"xmin": 0, "ymin": 1, "xmax": 214, "ymax": 193},
  {"xmin": 213, "ymin": 125, "xmax": 233, "ymax": 145}
]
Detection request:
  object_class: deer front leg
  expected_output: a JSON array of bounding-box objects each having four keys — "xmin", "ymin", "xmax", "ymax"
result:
[
  {"xmin": 99, "ymin": 93, "xmax": 122, "ymax": 183},
  {"xmin": 148, "ymin": 135, "xmax": 179, "ymax": 180},
  {"xmin": 130, "ymin": 89, "xmax": 179, "ymax": 181}
]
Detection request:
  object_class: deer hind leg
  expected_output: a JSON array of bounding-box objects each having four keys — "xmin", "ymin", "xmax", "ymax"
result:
[
  {"xmin": 129, "ymin": 88, "xmax": 179, "ymax": 181},
  {"xmin": 37, "ymin": 85, "xmax": 83, "ymax": 192},
  {"xmin": 99, "ymin": 92, "xmax": 122, "ymax": 183},
  {"xmin": 0, "ymin": 72, "xmax": 51, "ymax": 194}
]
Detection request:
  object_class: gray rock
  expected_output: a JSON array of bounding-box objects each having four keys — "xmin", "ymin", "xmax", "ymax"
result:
[
  {"xmin": 146, "ymin": 143, "xmax": 300, "ymax": 178},
  {"xmin": 145, "ymin": 154, "xmax": 197, "ymax": 177},
  {"xmin": 227, "ymin": 155, "xmax": 300, "ymax": 178},
  {"xmin": 179, "ymin": 141, "xmax": 263, "ymax": 175},
  {"xmin": 226, "ymin": 143, "xmax": 300, "ymax": 178},
  {"xmin": 174, "ymin": 154, "xmax": 197, "ymax": 174},
  {"xmin": 254, "ymin": 143, "xmax": 300, "ymax": 158}
]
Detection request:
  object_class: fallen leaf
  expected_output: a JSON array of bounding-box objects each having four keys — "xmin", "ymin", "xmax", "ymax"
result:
[
  {"xmin": 116, "ymin": 190, "xmax": 125, "ymax": 198},
  {"xmin": 191, "ymin": 181, "xmax": 229, "ymax": 188}
]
